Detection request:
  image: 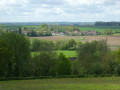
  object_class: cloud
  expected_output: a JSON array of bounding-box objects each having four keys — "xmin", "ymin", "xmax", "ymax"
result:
[
  {"xmin": 66, "ymin": 0, "xmax": 107, "ymax": 6},
  {"xmin": 28, "ymin": 0, "xmax": 64, "ymax": 5},
  {"xmin": 0, "ymin": 0, "xmax": 120, "ymax": 22}
]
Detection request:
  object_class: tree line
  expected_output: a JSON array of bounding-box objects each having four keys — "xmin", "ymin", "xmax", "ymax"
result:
[
  {"xmin": 95, "ymin": 22, "xmax": 120, "ymax": 26},
  {"xmin": 31, "ymin": 39, "xmax": 76, "ymax": 51},
  {"xmin": 0, "ymin": 32, "xmax": 120, "ymax": 78}
]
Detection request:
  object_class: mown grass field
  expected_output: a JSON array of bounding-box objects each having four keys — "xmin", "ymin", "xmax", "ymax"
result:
[
  {"xmin": 1, "ymin": 77, "xmax": 120, "ymax": 90},
  {"xmin": 32, "ymin": 50, "xmax": 76, "ymax": 57}
]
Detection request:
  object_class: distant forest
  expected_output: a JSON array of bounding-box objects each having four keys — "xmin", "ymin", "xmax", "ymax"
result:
[
  {"xmin": 95, "ymin": 22, "xmax": 120, "ymax": 26},
  {"xmin": 0, "ymin": 22, "xmax": 94, "ymax": 26},
  {"xmin": 0, "ymin": 22, "xmax": 120, "ymax": 26}
]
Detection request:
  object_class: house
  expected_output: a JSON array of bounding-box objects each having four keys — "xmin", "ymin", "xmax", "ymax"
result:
[
  {"xmin": 87, "ymin": 31, "xmax": 98, "ymax": 35},
  {"xmin": 59, "ymin": 32, "xmax": 65, "ymax": 36},
  {"xmin": 74, "ymin": 28, "xmax": 80, "ymax": 33},
  {"xmin": 75, "ymin": 30, "xmax": 79, "ymax": 33},
  {"xmin": 69, "ymin": 57, "xmax": 77, "ymax": 61},
  {"xmin": 22, "ymin": 30, "xmax": 31, "ymax": 35},
  {"xmin": 51, "ymin": 31, "xmax": 57, "ymax": 36},
  {"xmin": 82, "ymin": 31, "xmax": 98, "ymax": 35},
  {"xmin": 43, "ymin": 30, "xmax": 47, "ymax": 33},
  {"xmin": 66, "ymin": 31, "xmax": 72, "ymax": 36},
  {"xmin": 51, "ymin": 31, "xmax": 65, "ymax": 36}
]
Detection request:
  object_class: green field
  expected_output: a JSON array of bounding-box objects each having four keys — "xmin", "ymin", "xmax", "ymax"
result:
[
  {"xmin": 78, "ymin": 26, "xmax": 120, "ymax": 33},
  {"xmin": 57, "ymin": 50, "xmax": 76, "ymax": 57},
  {"xmin": 1, "ymin": 77, "xmax": 120, "ymax": 90},
  {"xmin": 113, "ymin": 33, "xmax": 120, "ymax": 35},
  {"xmin": 32, "ymin": 50, "xmax": 76, "ymax": 57}
]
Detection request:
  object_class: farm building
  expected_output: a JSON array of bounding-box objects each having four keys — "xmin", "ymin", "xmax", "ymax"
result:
[
  {"xmin": 22, "ymin": 30, "xmax": 31, "ymax": 35},
  {"xmin": 82, "ymin": 31, "xmax": 98, "ymax": 35}
]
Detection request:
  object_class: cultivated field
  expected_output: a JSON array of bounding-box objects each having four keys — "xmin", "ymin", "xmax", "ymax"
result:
[
  {"xmin": 30, "ymin": 35, "xmax": 120, "ymax": 50},
  {"xmin": 1, "ymin": 77, "xmax": 120, "ymax": 90}
]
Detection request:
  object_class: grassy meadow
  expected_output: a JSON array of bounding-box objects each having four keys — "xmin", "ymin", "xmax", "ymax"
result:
[{"xmin": 1, "ymin": 77, "xmax": 120, "ymax": 90}]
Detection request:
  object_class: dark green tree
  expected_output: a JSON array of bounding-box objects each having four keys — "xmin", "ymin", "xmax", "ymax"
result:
[
  {"xmin": 116, "ymin": 48, "xmax": 120, "ymax": 61},
  {"xmin": 40, "ymin": 23, "xmax": 48, "ymax": 31},
  {"xmin": 113, "ymin": 48, "xmax": 120, "ymax": 75},
  {"xmin": 0, "ymin": 38, "xmax": 13, "ymax": 77},
  {"xmin": 31, "ymin": 39, "xmax": 54, "ymax": 51},
  {"xmin": 67, "ymin": 39, "xmax": 76, "ymax": 50},
  {"xmin": 31, "ymin": 51, "xmax": 58, "ymax": 76},
  {"xmin": 31, "ymin": 39, "xmax": 41, "ymax": 51},
  {"xmin": 0, "ymin": 25, "xmax": 3, "ymax": 34},
  {"xmin": 57, "ymin": 53, "xmax": 72, "ymax": 75},
  {"xmin": 18, "ymin": 27, "xmax": 22, "ymax": 34},
  {"xmin": 0, "ymin": 33, "xmax": 30, "ymax": 77},
  {"xmin": 31, "ymin": 30, "xmax": 37, "ymax": 36},
  {"xmin": 76, "ymin": 40, "xmax": 110, "ymax": 75}
]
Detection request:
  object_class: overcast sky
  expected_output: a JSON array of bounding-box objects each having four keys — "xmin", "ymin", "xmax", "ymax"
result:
[{"xmin": 0, "ymin": 0, "xmax": 120, "ymax": 22}]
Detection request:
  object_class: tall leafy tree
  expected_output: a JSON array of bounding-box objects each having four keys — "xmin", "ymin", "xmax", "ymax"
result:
[
  {"xmin": 31, "ymin": 39, "xmax": 54, "ymax": 51},
  {"xmin": 76, "ymin": 40, "xmax": 110, "ymax": 74},
  {"xmin": 18, "ymin": 27, "xmax": 22, "ymax": 34},
  {"xmin": 57, "ymin": 53, "xmax": 72, "ymax": 75},
  {"xmin": 31, "ymin": 51, "xmax": 58, "ymax": 76},
  {"xmin": 67, "ymin": 39, "xmax": 76, "ymax": 50},
  {"xmin": 0, "ymin": 33, "xmax": 30, "ymax": 77},
  {"xmin": 0, "ymin": 38, "xmax": 13, "ymax": 77},
  {"xmin": 113, "ymin": 48, "xmax": 120, "ymax": 75}
]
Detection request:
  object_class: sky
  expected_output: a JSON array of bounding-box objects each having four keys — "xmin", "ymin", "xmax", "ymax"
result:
[{"xmin": 0, "ymin": 0, "xmax": 120, "ymax": 22}]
